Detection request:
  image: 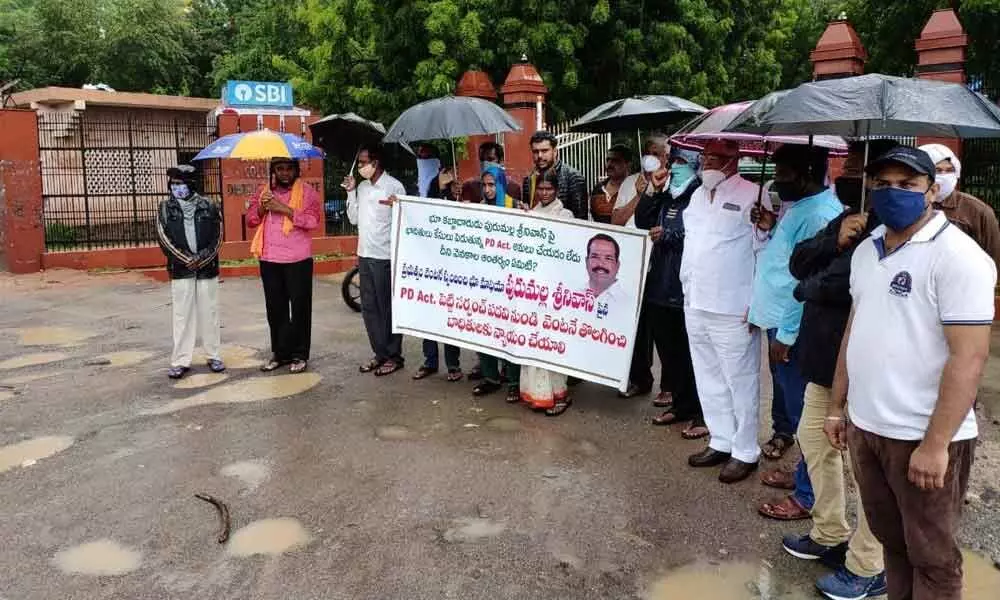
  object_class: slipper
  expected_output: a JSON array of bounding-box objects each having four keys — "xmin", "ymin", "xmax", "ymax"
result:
[
  {"xmin": 359, "ymin": 358, "xmax": 382, "ymax": 373},
  {"xmin": 758, "ymin": 495, "xmax": 811, "ymax": 521},
  {"xmin": 374, "ymin": 360, "xmax": 402, "ymax": 377},
  {"xmin": 261, "ymin": 359, "xmax": 287, "ymax": 372},
  {"xmin": 505, "ymin": 386, "xmax": 521, "ymax": 403},
  {"xmin": 446, "ymin": 369, "xmax": 464, "ymax": 383},
  {"xmin": 762, "ymin": 434, "xmax": 795, "ymax": 460},
  {"xmin": 681, "ymin": 421, "xmax": 710, "ymax": 440},
  {"xmin": 289, "ymin": 360, "xmax": 308, "ymax": 374},
  {"xmin": 207, "ymin": 359, "xmax": 226, "ymax": 373},
  {"xmin": 167, "ymin": 366, "xmax": 190, "ymax": 380},
  {"xmin": 761, "ymin": 468, "xmax": 796, "ymax": 490},
  {"xmin": 413, "ymin": 366, "xmax": 439, "ymax": 380},
  {"xmin": 618, "ymin": 384, "xmax": 651, "ymax": 399},
  {"xmin": 544, "ymin": 398, "xmax": 572, "ymax": 417},
  {"xmin": 467, "ymin": 365, "xmax": 484, "ymax": 381},
  {"xmin": 472, "ymin": 381, "xmax": 502, "ymax": 397},
  {"xmin": 651, "ymin": 410, "xmax": 683, "ymax": 426},
  {"xmin": 653, "ymin": 392, "xmax": 674, "ymax": 408}
]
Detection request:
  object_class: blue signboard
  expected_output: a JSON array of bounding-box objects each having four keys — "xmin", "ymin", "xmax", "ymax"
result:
[{"xmin": 222, "ymin": 80, "xmax": 294, "ymax": 109}]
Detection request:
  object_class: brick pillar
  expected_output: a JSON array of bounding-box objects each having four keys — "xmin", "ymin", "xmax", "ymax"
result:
[
  {"xmin": 810, "ymin": 16, "xmax": 867, "ymax": 81},
  {"xmin": 915, "ymin": 8, "xmax": 968, "ymax": 157},
  {"xmin": 217, "ymin": 111, "xmax": 325, "ymax": 243},
  {"xmin": 500, "ymin": 58, "xmax": 549, "ymax": 192},
  {"xmin": 0, "ymin": 109, "xmax": 44, "ymax": 273},
  {"xmin": 455, "ymin": 70, "xmax": 498, "ymax": 183}
]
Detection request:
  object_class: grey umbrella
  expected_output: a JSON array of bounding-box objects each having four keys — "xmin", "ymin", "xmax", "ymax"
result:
[
  {"xmin": 382, "ymin": 96, "xmax": 521, "ymax": 143},
  {"xmin": 568, "ymin": 95, "xmax": 707, "ymax": 133},
  {"xmin": 726, "ymin": 73, "xmax": 1000, "ymax": 138}
]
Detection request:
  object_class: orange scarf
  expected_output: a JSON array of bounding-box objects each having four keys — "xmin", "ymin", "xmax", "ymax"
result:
[{"xmin": 250, "ymin": 180, "xmax": 304, "ymax": 258}]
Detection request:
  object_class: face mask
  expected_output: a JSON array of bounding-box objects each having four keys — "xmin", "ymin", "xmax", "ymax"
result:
[
  {"xmin": 170, "ymin": 183, "xmax": 190, "ymax": 200},
  {"xmin": 771, "ymin": 180, "xmax": 805, "ymax": 203},
  {"xmin": 358, "ymin": 163, "xmax": 376, "ymax": 180},
  {"xmin": 834, "ymin": 177, "xmax": 864, "ymax": 211},
  {"xmin": 935, "ymin": 173, "xmax": 957, "ymax": 202},
  {"xmin": 641, "ymin": 155, "xmax": 661, "ymax": 173},
  {"xmin": 668, "ymin": 164, "xmax": 696, "ymax": 196},
  {"xmin": 700, "ymin": 169, "xmax": 727, "ymax": 191},
  {"xmin": 870, "ymin": 187, "xmax": 928, "ymax": 231}
]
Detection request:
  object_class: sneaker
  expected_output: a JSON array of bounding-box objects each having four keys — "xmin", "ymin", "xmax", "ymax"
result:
[
  {"xmin": 782, "ymin": 534, "xmax": 848, "ymax": 568},
  {"xmin": 816, "ymin": 567, "xmax": 887, "ymax": 600}
]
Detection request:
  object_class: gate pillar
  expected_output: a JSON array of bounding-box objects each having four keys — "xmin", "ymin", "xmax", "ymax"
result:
[{"xmin": 0, "ymin": 109, "xmax": 44, "ymax": 273}]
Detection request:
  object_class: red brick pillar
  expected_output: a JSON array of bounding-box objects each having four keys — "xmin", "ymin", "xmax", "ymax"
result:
[
  {"xmin": 0, "ymin": 109, "xmax": 44, "ymax": 273},
  {"xmin": 915, "ymin": 8, "xmax": 968, "ymax": 157},
  {"xmin": 455, "ymin": 70, "xmax": 498, "ymax": 184},
  {"xmin": 500, "ymin": 59, "xmax": 549, "ymax": 193}
]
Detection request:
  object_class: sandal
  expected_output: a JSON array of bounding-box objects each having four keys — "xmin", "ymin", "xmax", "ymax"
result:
[
  {"xmin": 289, "ymin": 360, "xmax": 308, "ymax": 374},
  {"xmin": 359, "ymin": 358, "xmax": 382, "ymax": 373},
  {"xmin": 760, "ymin": 468, "xmax": 796, "ymax": 490},
  {"xmin": 261, "ymin": 359, "xmax": 287, "ymax": 372},
  {"xmin": 467, "ymin": 365, "xmax": 483, "ymax": 381},
  {"xmin": 207, "ymin": 359, "xmax": 226, "ymax": 373},
  {"xmin": 413, "ymin": 366, "xmax": 439, "ymax": 380},
  {"xmin": 762, "ymin": 434, "xmax": 795, "ymax": 460},
  {"xmin": 758, "ymin": 495, "xmax": 811, "ymax": 521},
  {"xmin": 544, "ymin": 398, "xmax": 572, "ymax": 417},
  {"xmin": 505, "ymin": 386, "xmax": 521, "ymax": 403},
  {"xmin": 653, "ymin": 392, "xmax": 674, "ymax": 408},
  {"xmin": 472, "ymin": 381, "xmax": 502, "ymax": 397},
  {"xmin": 374, "ymin": 360, "xmax": 402, "ymax": 377},
  {"xmin": 681, "ymin": 419, "xmax": 710, "ymax": 440},
  {"xmin": 167, "ymin": 366, "xmax": 190, "ymax": 380},
  {"xmin": 651, "ymin": 410, "xmax": 682, "ymax": 426},
  {"xmin": 446, "ymin": 369, "xmax": 464, "ymax": 383},
  {"xmin": 618, "ymin": 383, "xmax": 652, "ymax": 399}
]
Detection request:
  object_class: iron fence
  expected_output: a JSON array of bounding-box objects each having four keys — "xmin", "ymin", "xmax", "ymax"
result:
[
  {"xmin": 38, "ymin": 112, "xmax": 222, "ymax": 250},
  {"xmin": 962, "ymin": 83, "xmax": 1000, "ymax": 214}
]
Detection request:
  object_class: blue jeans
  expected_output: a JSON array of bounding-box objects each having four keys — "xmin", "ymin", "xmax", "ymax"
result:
[
  {"xmin": 767, "ymin": 329, "xmax": 814, "ymax": 509},
  {"xmin": 422, "ymin": 339, "xmax": 460, "ymax": 370}
]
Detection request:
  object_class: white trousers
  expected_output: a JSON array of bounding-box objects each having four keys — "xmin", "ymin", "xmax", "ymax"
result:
[
  {"xmin": 171, "ymin": 277, "xmax": 221, "ymax": 367},
  {"xmin": 685, "ymin": 308, "xmax": 762, "ymax": 463}
]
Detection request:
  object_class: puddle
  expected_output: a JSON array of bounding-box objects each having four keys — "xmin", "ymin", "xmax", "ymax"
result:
[
  {"xmin": 221, "ymin": 460, "xmax": 270, "ymax": 491},
  {"xmin": 1, "ymin": 371, "xmax": 62, "ymax": 385},
  {"xmin": 226, "ymin": 518, "xmax": 312, "ymax": 557},
  {"xmin": 15, "ymin": 326, "xmax": 96, "ymax": 347},
  {"xmin": 142, "ymin": 373, "xmax": 321, "ymax": 415},
  {"xmin": 646, "ymin": 560, "xmax": 810, "ymax": 600},
  {"xmin": 99, "ymin": 350, "xmax": 156, "ymax": 368},
  {"xmin": 375, "ymin": 425, "xmax": 416, "ymax": 441},
  {"xmin": 52, "ymin": 539, "xmax": 141, "ymax": 576},
  {"xmin": 193, "ymin": 345, "xmax": 260, "ymax": 369},
  {"xmin": 442, "ymin": 518, "xmax": 507, "ymax": 543},
  {"xmin": 0, "ymin": 436, "xmax": 74, "ymax": 473},
  {"xmin": 0, "ymin": 352, "xmax": 70, "ymax": 370},
  {"xmin": 485, "ymin": 417, "xmax": 521, "ymax": 432},
  {"xmin": 173, "ymin": 373, "xmax": 229, "ymax": 389},
  {"xmin": 0, "ymin": 391, "xmax": 13, "ymax": 402},
  {"xmin": 965, "ymin": 549, "xmax": 1000, "ymax": 598}
]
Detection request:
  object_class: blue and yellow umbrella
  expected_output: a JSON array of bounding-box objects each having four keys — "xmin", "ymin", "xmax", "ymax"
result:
[{"xmin": 192, "ymin": 129, "xmax": 325, "ymax": 161}]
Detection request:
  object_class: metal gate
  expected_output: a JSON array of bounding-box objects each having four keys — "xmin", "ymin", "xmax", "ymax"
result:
[
  {"xmin": 550, "ymin": 121, "xmax": 612, "ymax": 193},
  {"xmin": 962, "ymin": 80, "xmax": 1000, "ymax": 213},
  {"xmin": 38, "ymin": 112, "xmax": 222, "ymax": 250}
]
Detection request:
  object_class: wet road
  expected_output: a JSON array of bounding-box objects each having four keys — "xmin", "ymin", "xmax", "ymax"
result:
[{"xmin": 0, "ymin": 270, "xmax": 997, "ymax": 599}]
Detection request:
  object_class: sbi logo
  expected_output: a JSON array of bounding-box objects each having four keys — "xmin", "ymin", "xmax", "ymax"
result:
[
  {"xmin": 225, "ymin": 81, "xmax": 293, "ymax": 108},
  {"xmin": 233, "ymin": 83, "xmax": 254, "ymax": 102}
]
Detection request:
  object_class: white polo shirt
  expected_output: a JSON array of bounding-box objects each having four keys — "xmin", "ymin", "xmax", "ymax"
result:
[{"xmin": 847, "ymin": 211, "xmax": 996, "ymax": 441}]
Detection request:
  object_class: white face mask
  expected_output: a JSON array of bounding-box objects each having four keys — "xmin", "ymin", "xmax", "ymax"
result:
[
  {"xmin": 641, "ymin": 154, "xmax": 661, "ymax": 173},
  {"xmin": 700, "ymin": 169, "xmax": 728, "ymax": 191},
  {"xmin": 935, "ymin": 173, "xmax": 958, "ymax": 202},
  {"xmin": 358, "ymin": 163, "xmax": 376, "ymax": 180}
]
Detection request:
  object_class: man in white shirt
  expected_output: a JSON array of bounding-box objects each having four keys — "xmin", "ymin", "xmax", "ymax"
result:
[
  {"xmin": 345, "ymin": 144, "xmax": 408, "ymax": 376},
  {"xmin": 826, "ymin": 146, "xmax": 995, "ymax": 600},
  {"xmin": 611, "ymin": 134, "xmax": 669, "ymax": 228},
  {"xmin": 680, "ymin": 139, "xmax": 763, "ymax": 483}
]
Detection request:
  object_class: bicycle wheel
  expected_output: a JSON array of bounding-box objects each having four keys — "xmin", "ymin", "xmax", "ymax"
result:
[{"xmin": 341, "ymin": 266, "xmax": 362, "ymax": 312}]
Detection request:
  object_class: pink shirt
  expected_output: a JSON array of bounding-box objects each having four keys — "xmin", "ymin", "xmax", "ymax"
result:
[{"xmin": 246, "ymin": 183, "xmax": 321, "ymax": 263}]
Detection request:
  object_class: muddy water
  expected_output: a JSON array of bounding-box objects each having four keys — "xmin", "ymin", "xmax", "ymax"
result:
[
  {"xmin": 375, "ymin": 425, "xmax": 416, "ymax": 440},
  {"xmin": 52, "ymin": 539, "xmax": 141, "ymax": 576},
  {"xmin": 193, "ymin": 345, "xmax": 261, "ymax": 369},
  {"xmin": 442, "ymin": 518, "xmax": 507, "ymax": 543},
  {"xmin": 646, "ymin": 560, "xmax": 811, "ymax": 600},
  {"xmin": 142, "ymin": 373, "xmax": 322, "ymax": 415},
  {"xmin": 0, "ymin": 391, "xmax": 13, "ymax": 402},
  {"xmin": 0, "ymin": 436, "xmax": 74, "ymax": 473},
  {"xmin": 0, "ymin": 352, "xmax": 69, "ymax": 370},
  {"xmin": 173, "ymin": 373, "xmax": 229, "ymax": 389},
  {"xmin": 15, "ymin": 326, "xmax": 96, "ymax": 347},
  {"xmin": 99, "ymin": 350, "xmax": 156, "ymax": 368},
  {"xmin": 226, "ymin": 518, "xmax": 312, "ymax": 557},
  {"xmin": 221, "ymin": 459, "xmax": 270, "ymax": 491},
  {"xmin": 1, "ymin": 371, "xmax": 61, "ymax": 385},
  {"xmin": 964, "ymin": 549, "xmax": 1000, "ymax": 598}
]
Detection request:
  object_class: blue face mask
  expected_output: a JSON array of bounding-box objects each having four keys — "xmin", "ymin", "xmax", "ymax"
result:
[
  {"xmin": 170, "ymin": 183, "xmax": 190, "ymax": 200},
  {"xmin": 870, "ymin": 187, "xmax": 928, "ymax": 231},
  {"xmin": 668, "ymin": 163, "xmax": 696, "ymax": 197}
]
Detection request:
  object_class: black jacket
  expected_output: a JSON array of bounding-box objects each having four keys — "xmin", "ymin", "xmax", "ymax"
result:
[
  {"xmin": 523, "ymin": 161, "xmax": 589, "ymax": 220},
  {"xmin": 156, "ymin": 194, "xmax": 222, "ymax": 280},
  {"xmin": 790, "ymin": 210, "xmax": 879, "ymax": 387},
  {"xmin": 635, "ymin": 180, "xmax": 699, "ymax": 309}
]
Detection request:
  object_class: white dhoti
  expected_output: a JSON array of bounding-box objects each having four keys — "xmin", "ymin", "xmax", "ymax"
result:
[
  {"xmin": 685, "ymin": 308, "xmax": 761, "ymax": 463},
  {"xmin": 171, "ymin": 277, "xmax": 221, "ymax": 367}
]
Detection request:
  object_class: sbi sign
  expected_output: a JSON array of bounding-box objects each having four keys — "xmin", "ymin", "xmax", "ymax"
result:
[{"xmin": 222, "ymin": 80, "xmax": 294, "ymax": 109}]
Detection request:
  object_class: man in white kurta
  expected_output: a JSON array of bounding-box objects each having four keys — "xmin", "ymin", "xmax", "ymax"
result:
[{"xmin": 679, "ymin": 139, "xmax": 763, "ymax": 484}]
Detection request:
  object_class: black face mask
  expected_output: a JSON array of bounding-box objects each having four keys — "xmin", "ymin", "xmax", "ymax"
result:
[
  {"xmin": 771, "ymin": 179, "xmax": 807, "ymax": 203},
  {"xmin": 834, "ymin": 177, "xmax": 864, "ymax": 211}
]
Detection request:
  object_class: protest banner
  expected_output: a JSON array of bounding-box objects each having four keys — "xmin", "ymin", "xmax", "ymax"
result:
[{"xmin": 390, "ymin": 196, "xmax": 652, "ymax": 391}]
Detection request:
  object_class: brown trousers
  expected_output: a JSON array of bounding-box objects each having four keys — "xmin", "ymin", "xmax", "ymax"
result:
[{"xmin": 848, "ymin": 424, "xmax": 975, "ymax": 600}]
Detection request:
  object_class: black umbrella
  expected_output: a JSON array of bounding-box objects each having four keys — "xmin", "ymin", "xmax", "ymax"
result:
[
  {"xmin": 727, "ymin": 74, "xmax": 1000, "ymax": 138},
  {"xmin": 382, "ymin": 96, "xmax": 521, "ymax": 143},
  {"xmin": 569, "ymin": 95, "xmax": 707, "ymax": 133},
  {"xmin": 309, "ymin": 112, "xmax": 391, "ymax": 162}
]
